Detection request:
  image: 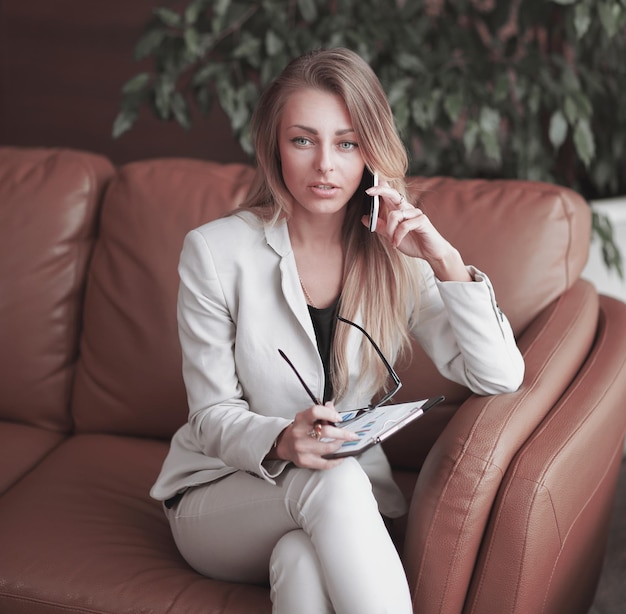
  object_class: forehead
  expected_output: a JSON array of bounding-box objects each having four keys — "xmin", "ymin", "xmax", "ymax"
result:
[{"xmin": 280, "ymin": 87, "xmax": 354, "ymax": 131}]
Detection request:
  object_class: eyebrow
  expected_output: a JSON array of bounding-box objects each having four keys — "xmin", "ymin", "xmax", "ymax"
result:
[{"xmin": 287, "ymin": 124, "xmax": 355, "ymax": 136}]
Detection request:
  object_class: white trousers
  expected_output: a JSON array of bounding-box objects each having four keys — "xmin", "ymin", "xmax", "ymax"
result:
[{"xmin": 164, "ymin": 458, "xmax": 413, "ymax": 614}]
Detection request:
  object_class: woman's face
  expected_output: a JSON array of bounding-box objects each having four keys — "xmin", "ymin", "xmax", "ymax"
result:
[{"xmin": 278, "ymin": 88, "xmax": 366, "ymax": 219}]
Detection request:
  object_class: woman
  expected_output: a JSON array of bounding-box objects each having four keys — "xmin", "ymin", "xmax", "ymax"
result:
[{"xmin": 151, "ymin": 48, "xmax": 524, "ymax": 613}]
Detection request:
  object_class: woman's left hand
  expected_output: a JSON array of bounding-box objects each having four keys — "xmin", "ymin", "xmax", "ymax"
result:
[{"xmin": 364, "ymin": 182, "xmax": 472, "ymax": 282}]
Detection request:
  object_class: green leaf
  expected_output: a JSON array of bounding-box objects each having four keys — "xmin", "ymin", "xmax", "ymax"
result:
[
  {"xmin": 549, "ymin": 110, "xmax": 568, "ymax": 149},
  {"xmin": 573, "ymin": 118, "xmax": 595, "ymax": 166},
  {"xmin": 443, "ymin": 91, "xmax": 463, "ymax": 123},
  {"xmin": 153, "ymin": 7, "xmax": 182, "ymax": 28},
  {"xmin": 184, "ymin": 28, "xmax": 202, "ymax": 58},
  {"xmin": 171, "ymin": 93, "xmax": 192, "ymax": 129},
  {"xmin": 598, "ymin": 1, "xmax": 621, "ymax": 38},
  {"xmin": 121, "ymin": 73, "xmax": 151, "ymax": 95},
  {"xmin": 393, "ymin": 99, "xmax": 410, "ymax": 134},
  {"xmin": 478, "ymin": 107, "xmax": 501, "ymax": 162},
  {"xmin": 112, "ymin": 108, "xmax": 138, "ymax": 139},
  {"xmin": 233, "ymin": 33, "xmax": 262, "ymax": 67},
  {"xmin": 184, "ymin": 0, "xmax": 211, "ymax": 25},
  {"xmin": 594, "ymin": 212, "xmax": 624, "ymax": 278},
  {"xmin": 213, "ymin": 0, "xmax": 231, "ymax": 19},
  {"xmin": 211, "ymin": 0, "xmax": 232, "ymax": 32},
  {"xmin": 564, "ymin": 96, "xmax": 578, "ymax": 123},
  {"xmin": 192, "ymin": 62, "xmax": 220, "ymax": 87},
  {"xmin": 396, "ymin": 53, "xmax": 425, "ymax": 75},
  {"xmin": 410, "ymin": 96, "xmax": 439, "ymax": 130},
  {"xmin": 154, "ymin": 75, "xmax": 175, "ymax": 119},
  {"xmin": 528, "ymin": 84, "xmax": 541, "ymax": 114},
  {"xmin": 480, "ymin": 131, "xmax": 501, "ymax": 163},
  {"xmin": 265, "ymin": 30, "xmax": 284, "ymax": 56},
  {"xmin": 493, "ymin": 73, "xmax": 509, "ymax": 104},
  {"xmin": 239, "ymin": 131, "xmax": 254, "ymax": 156},
  {"xmin": 386, "ymin": 77, "xmax": 413, "ymax": 106},
  {"xmin": 550, "ymin": 0, "xmax": 577, "ymax": 4},
  {"xmin": 573, "ymin": 90, "xmax": 592, "ymax": 118},
  {"xmin": 561, "ymin": 66, "xmax": 580, "ymax": 91},
  {"xmin": 230, "ymin": 98, "xmax": 247, "ymax": 132},
  {"xmin": 574, "ymin": 2, "xmax": 592, "ymax": 38},
  {"xmin": 134, "ymin": 28, "xmax": 167, "ymax": 61},
  {"xmin": 479, "ymin": 106, "xmax": 500, "ymax": 134},
  {"xmin": 297, "ymin": 0, "xmax": 318, "ymax": 22},
  {"xmin": 463, "ymin": 121, "xmax": 479, "ymax": 154}
]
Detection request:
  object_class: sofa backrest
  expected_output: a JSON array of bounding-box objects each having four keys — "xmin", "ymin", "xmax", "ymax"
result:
[
  {"xmin": 395, "ymin": 176, "xmax": 591, "ymax": 408},
  {"xmin": 71, "ymin": 159, "xmax": 254, "ymax": 437},
  {"xmin": 70, "ymin": 158, "xmax": 591, "ymax": 439},
  {"xmin": 0, "ymin": 147, "xmax": 114, "ymax": 432}
]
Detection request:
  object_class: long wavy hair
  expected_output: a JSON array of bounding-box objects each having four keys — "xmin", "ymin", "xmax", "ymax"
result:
[{"xmin": 241, "ymin": 48, "xmax": 421, "ymax": 401}]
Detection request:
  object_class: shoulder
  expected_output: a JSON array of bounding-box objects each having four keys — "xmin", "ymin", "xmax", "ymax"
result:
[
  {"xmin": 180, "ymin": 210, "xmax": 287, "ymax": 277},
  {"xmin": 182, "ymin": 210, "xmax": 270, "ymax": 259},
  {"xmin": 190, "ymin": 210, "xmax": 263, "ymax": 243}
]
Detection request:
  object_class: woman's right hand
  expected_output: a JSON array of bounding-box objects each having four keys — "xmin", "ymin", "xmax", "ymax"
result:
[{"xmin": 274, "ymin": 402, "xmax": 360, "ymax": 469}]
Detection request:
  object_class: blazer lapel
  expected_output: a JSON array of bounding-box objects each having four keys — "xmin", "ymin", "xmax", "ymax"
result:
[{"xmin": 264, "ymin": 220, "xmax": 317, "ymax": 349}]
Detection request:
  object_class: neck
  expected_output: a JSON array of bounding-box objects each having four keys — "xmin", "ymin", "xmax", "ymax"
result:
[
  {"xmin": 287, "ymin": 207, "xmax": 345, "ymax": 309},
  {"xmin": 287, "ymin": 209, "xmax": 345, "ymax": 250}
]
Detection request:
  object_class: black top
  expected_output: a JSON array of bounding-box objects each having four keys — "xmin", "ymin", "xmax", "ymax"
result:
[{"xmin": 308, "ymin": 298, "xmax": 340, "ymax": 403}]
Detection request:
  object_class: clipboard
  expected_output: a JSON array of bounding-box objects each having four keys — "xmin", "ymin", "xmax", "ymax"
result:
[{"xmin": 322, "ymin": 395, "xmax": 444, "ymax": 459}]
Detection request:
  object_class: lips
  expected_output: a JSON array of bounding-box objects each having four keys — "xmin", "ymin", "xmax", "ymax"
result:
[
  {"xmin": 309, "ymin": 183, "xmax": 339, "ymax": 197},
  {"xmin": 310, "ymin": 183, "xmax": 338, "ymax": 189}
]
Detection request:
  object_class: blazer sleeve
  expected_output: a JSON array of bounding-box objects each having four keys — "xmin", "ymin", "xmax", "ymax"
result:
[
  {"xmin": 177, "ymin": 229, "xmax": 291, "ymax": 481},
  {"xmin": 410, "ymin": 260, "xmax": 525, "ymax": 395}
]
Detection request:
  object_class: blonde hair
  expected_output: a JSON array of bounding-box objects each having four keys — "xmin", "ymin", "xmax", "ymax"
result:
[{"xmin": 241, "ymin": 48, "xmax": 421, "ymax": 400}]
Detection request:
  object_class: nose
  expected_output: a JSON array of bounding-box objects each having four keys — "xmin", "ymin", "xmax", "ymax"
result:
[{"xmin": 315, "ymin": 144, "xmax": 335, "ymax": 174}]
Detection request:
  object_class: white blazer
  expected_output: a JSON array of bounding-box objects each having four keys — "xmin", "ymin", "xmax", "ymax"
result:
[{"xmin": 151, "ymin": 211, "xmax": 524, "ymax": 517}]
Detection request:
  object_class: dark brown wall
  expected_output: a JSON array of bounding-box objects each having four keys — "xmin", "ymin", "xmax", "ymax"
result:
[{"xmin": 0, "ymin": 0, "xmax": 249, "ymax": 165}]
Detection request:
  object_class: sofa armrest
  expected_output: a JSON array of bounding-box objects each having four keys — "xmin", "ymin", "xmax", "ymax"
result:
[
  {"xmin": 402, "ymin": 279, "xmax": 599, "ymax": 614},
  {"xmin": 465, "ymin": 295, "xmax": 626, "ymax": 614}
]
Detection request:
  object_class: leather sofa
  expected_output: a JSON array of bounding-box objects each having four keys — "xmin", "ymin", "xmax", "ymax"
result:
[{"xmin": 1, "ymin": 146, "xmax": 625, "ymax": 614}]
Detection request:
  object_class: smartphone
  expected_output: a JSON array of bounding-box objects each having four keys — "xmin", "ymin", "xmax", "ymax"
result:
[{"xmin": 365, "ymin": 170, "xmax": 379, "ymax": 232}]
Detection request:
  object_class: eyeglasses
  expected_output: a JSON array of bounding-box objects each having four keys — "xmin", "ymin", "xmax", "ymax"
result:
[{"xmin": 278, "ymin": 314, "xmax": 402, "ymax": 423}]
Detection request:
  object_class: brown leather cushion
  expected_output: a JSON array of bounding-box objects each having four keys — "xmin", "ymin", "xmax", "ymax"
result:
[
  {"xmin": 0, "ymin": 147, "xmax": 114, "ymax": 431},
  {"xmin": 0, "ymin": 422, "xmax": 65, "ymax": 495},
  {"xmin": 0, "ymin": 434, "xmax": 271, "ymax": 613},
  {"xmin": 72, "ymin": 159, "xmax": 254, "ymax": 437}
]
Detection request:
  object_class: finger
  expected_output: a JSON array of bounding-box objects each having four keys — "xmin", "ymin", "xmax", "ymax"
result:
[
  {"xmin": 316, "ymin": 422, "xmax": 360, "ymax": 443},
  {"xmin": 384, "ymin": 204, "xmax": 416, "ymax": 243},
  {"xmin": 309, "ymin": 403, "xmax": 342, "ymax": 424},
  {"xmin": 366, "ymin": 185, "xmax": 409, "ymax": 213},
  {"xmin": 391, "ymin": 208, "xmax": 428, "ymax": 248},
  {"xmin": 366, "ymin": 187, "xmax": 412, "ymax": 233}
]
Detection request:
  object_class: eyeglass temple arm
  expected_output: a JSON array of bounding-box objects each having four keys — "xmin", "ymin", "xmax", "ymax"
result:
[
  {"xmin": 336, "ymin": 315, "xmax": 401, "ymax": 386},
  {"xmin": 336, "ymin": 315, "xmax": 402, "ymax": 409},
  {"xmin": 278, "ymin": 349, "xmax": 322, "ymax": 406}
]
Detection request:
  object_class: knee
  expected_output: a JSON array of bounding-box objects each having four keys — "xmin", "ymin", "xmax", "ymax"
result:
[
  {"xmin": 305, "ymin": 457, "xmax": 376, "ymax": 513},
  {"xmin": 270, "ymin": 530, "xmax": 330, "ymax": 612},
  {"xmin": 319, "ymin": 457, "xmax": 372, "ymax": 497},
  {"xmin": 270, "ymin": 530, "xmax": 319, "ymax": 577}
]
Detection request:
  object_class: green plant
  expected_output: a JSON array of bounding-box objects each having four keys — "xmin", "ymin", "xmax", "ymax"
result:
[{"xmin": 114, "ymin": 0, "xmax": 626, "ymax": 276}]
